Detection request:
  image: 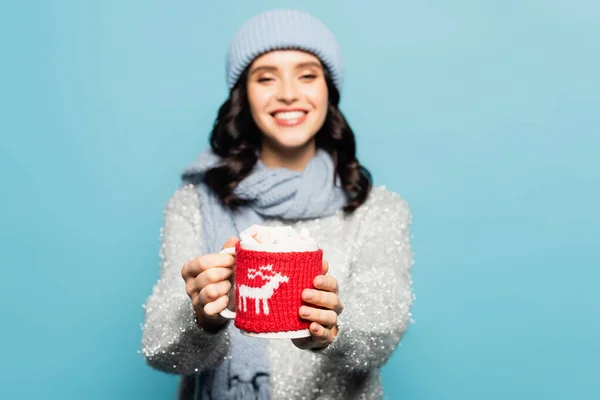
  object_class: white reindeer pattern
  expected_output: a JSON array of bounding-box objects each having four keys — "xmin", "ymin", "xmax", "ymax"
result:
[{"xmin": 238, "ymin": 265, "xmax": 289, "ymax": 315}]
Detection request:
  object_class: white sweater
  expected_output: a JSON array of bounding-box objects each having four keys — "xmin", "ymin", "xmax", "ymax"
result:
[{"xmin": 141, "ymin": 185, "xmax": 414, "ymax": 399}]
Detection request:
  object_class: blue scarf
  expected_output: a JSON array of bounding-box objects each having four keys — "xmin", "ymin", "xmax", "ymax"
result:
[{"xmin": 181, "ymin": 148, "xmax": 347, "ymax": 400}]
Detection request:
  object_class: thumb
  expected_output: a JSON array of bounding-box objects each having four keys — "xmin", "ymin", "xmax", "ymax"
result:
[
  {"xmin": 221, "ymin": 236, "xmax": 240, "ymax": 250},
  {"xmin": 322, "ymin": 259, "xmax": 329, "ymax": 275}
]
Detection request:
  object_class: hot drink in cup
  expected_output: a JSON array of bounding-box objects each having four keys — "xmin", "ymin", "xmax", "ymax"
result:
[{"xmin": 220, "ymin": 225, "xmax": 322, "ymax": 338}]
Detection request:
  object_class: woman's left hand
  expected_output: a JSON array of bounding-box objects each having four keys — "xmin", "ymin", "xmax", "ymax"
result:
[{"xmin": 292, "ymin": 260, "xmax": 344, "ymax": 350}]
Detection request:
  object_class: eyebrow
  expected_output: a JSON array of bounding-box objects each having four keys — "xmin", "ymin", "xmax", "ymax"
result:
[{"xmin": 249, "ymin": 61, "xmax": 323, "ymax": 76}]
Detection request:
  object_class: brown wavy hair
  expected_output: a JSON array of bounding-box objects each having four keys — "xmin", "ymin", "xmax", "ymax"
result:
[{"xmin": 204, "ymin": 66, "xmax": 371, "ymax": 213}]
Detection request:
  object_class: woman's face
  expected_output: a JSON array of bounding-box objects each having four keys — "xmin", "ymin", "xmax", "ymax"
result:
[{"xmin": 246, "ymin": 50, "xmax": 329, "ymax": 152}]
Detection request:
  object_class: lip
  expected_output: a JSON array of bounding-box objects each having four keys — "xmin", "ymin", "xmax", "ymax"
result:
[
  {"xmin": 270, "ymin": 107, "xmax": 308, "ymax": 114},
  {"xmin": 270, "ymin": 108, "xmax": 308, "ymax": 127}
]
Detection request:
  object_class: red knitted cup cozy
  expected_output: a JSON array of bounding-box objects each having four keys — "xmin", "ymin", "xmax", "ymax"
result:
[{"xmin": 232, "ymin": 241, "xmax": 323, "ymax": 334}]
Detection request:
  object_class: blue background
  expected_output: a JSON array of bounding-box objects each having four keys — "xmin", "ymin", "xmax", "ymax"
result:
[{"xmin": 1, "ymin": 1, "xmax": 598, "ymax": 399}]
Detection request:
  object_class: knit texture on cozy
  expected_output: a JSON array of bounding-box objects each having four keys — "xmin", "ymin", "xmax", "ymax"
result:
[
  {"xmin": 231, "ymin": 242, "xmax": 323, "ymax": 334},
  {"xmin": 180, "ymin": 148, "xmax": 347, "ymax": 399}
]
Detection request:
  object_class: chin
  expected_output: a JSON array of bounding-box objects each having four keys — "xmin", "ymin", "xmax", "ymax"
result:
[
  {"xmin": 268, "ymin": 130, "xmax": 316, "ymax": 150},
  {"xmin": 269, "ymin": 138, "xmax": 315, "ymax": 152},
  {"xmin": 257, "ymin": 121, "xmax": 313, "ymax": 147}
]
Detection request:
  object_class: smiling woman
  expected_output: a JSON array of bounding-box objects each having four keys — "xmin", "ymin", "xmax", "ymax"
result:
[
  {"xmin": 247, "ymin": 51, "xmax": 329, "ymax": 162},
  {"xmin": 141, "ymin": 8, "xmax": 414, "ymax": 400},
  {"xmin": 204, "ymin": 45, "xmax": 370, "ymax": 210}
]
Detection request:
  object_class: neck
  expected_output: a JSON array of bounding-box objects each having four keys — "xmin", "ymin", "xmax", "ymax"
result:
[{"xmin": 259, "ymin": 139, "xmax": 317, "ymax": 172}]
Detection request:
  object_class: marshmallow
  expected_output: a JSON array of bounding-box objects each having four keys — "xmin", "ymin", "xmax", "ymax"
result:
[{"xmin": 239, "ymin": 225, "xmax": 318, "ymax": 252}]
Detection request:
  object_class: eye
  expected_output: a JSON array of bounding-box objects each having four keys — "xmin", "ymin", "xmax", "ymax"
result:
[
  {"xmin": 301, "ymin": 74, "xmax": 317, "ymax": 80},
  {"xmin": 258, "ymin": 77, "xmax": 273, "ymax": 83}
]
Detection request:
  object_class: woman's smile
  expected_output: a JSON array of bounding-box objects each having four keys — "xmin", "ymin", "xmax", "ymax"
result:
[{"xmin": 271, "ymin": 109, "xmax": 309, "ymax": 127}]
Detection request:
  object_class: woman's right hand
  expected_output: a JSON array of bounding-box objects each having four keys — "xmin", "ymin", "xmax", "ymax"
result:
[{"xmin": 181, "ymin": 236, "xmax": 239, "ymax": 331}]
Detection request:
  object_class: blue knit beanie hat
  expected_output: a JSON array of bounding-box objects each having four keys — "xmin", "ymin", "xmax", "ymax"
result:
[{"xmin": 226, "ymin": 9, "xmax": 343, "ymax": 92}]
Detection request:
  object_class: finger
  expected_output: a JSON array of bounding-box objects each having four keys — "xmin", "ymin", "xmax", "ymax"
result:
[
  {"xmin": 309, "ymin": 322, "xmax": 332, "ymax": 343},
  {"xmin": 185, "ymin": 279, "xmax": 199, "ymax": 299},
  {"xmin": 221, "ymin": 236, "xmax": 240, "ymax": 250},
  {"xmin": 182, "ymin": 254, "xmax": 234, "ymax": 279},
  {"xmin": 299, "ymin": 306, "xmax": 338, "ymax": 328},
  {"xmin": 196, "ymin": 267, "xmax": 233, "ymax": 290},
  {"xmin": 321, "ymin": 259, "xmax": 329, "ymax": 275},
  {"xmin": 302, "ymin": 289, "xmax": 343, "ymax": 314},
  {"xmin": 314, "ymin": 275, "xmax": 338, "ymax": 294},
  {"xmin": 181, "ymin": 259, "xmax": 201, "ymax": 280},
  {"xmin": 203, "ymin": 295, "xmax": 230, "ymax": 317},
  {"xmin": 197, "ymin": 281, "xmax": 232, "ymax": 308},
  {"xmin": 198, "ymin": 254, "xmax": 236, "ymax": 272}
]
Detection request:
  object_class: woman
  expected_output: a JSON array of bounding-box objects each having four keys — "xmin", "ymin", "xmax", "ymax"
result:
[{"xmin": 141, "ymin": 8, "xmax": 414, "ymax": 400}]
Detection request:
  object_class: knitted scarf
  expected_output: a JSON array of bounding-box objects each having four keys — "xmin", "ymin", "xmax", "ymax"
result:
[{"xmin": 181, "ymin": 148, "xmax": 347, "ymax": 400}]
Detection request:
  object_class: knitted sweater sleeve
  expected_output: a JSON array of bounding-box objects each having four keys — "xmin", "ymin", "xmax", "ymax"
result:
[
  {"xmin": 141, "ymin": 184, "xmax": 230, "ymax": 375},
  {"xmin": 314, "ymin": 188, "xmax": 414, "ymax": 372}
]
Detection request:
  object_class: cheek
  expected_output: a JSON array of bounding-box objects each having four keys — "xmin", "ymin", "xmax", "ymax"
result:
[
  {"xmin": 307, "ymin": 85, "xmax": 329, "ymax": 119},
  {"xmin": 247, "ymin": 86, "xmax": 272, "ymax": 119}
]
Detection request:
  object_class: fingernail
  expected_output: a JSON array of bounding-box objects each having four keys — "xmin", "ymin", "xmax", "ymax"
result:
[
  {"xmin": 300, "ymin": 307, "xmax": 311, "ymax": 317},
  {"xmin": 304, "ymin": 290, "xmax": 314, "ymax": 300},
  {"xmin": 315, "ymin": 277, "xmax": 324, "ymax": 287}
]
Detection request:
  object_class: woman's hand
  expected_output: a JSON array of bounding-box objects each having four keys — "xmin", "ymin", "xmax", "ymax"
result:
[
  {"xmin": 181, "ymin": 237, "xmax": 239, "ymax": 331},
  {"xmin": 292, "ymin": 260, "xmax": 344, "ymax": 350}
]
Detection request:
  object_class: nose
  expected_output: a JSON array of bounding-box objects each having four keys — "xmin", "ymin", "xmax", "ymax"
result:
[{"xmin": 276, "ymin": 78, "xmax": 299, "ymax": 104}]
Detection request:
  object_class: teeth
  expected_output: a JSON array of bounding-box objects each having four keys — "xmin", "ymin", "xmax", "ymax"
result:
[{"xmin": 274, "ymin": 111, "xmax": 305, "ymax": 120}]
